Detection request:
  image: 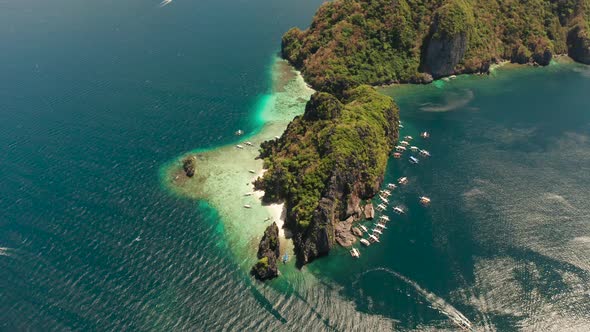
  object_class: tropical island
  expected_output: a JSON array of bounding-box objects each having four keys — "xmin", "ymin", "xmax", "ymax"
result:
[{"xmin": 251, "ymin": 0, "xmax": 590, "ymax": 278}]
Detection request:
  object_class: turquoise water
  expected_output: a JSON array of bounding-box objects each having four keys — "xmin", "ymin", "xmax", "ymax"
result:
[{"xmin": 2, "ymin": 0, "xmax": 590, "ymax": 331}]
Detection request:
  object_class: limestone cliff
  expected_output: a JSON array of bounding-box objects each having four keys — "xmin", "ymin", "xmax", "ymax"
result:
[
  {"xmin": 255, "ymin": 86, "xmax": 399, "ymax": 265},
  {"xmin": 251, "ymin": 222, "xmax": 280, "ymax": 280}
]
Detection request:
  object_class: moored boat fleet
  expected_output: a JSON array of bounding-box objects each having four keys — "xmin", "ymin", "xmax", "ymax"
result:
[{"xmin": 349, "ymin": 123, "xmax": 433, "ymax": 258}]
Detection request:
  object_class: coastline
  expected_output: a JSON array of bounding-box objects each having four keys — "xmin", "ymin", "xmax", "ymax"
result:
[{"xmin": 160, "ymin": 57, "xmax": 313, "ymax": 269}]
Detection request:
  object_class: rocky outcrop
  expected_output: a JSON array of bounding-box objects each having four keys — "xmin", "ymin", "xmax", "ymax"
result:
[
  {"xmin": 364, "ymin": 203, "xmax": 375, "ymax": 220},
  {"xmin": 182, "ymin": 156, "xmax": 196, "ymax": 177},
  {"xmin": 335, "ymin": 216, "xmax": 356, "ymax": 247},
  {"xmin": 251, "ymin": 223, "xmax": 280, "ymax": 280},
  {"xmin": 423, "ymin": 0, "xmax": 473, "ymax": 78},
  {"xmin": 568, "ymin": 25, "xmax": 590, "ymax": 64}
]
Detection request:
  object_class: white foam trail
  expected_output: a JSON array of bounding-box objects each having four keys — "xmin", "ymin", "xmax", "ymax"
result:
[
  {"xmin": 160, "ymin": 0, "xmax": 172, "ymax": 7},
  {"xmin": 0, "ymin": 247, "xmax": 12, "ymax": 256},
  {"xmin": 420, "ymin": 90, "xmax": 474, "ymax": 112},
  {"xmin": 364, "ymin": 267, "xmax": 475, "ymax": 330}
]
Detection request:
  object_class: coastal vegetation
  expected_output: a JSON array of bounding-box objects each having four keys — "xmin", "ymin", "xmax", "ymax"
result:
[
  {"xmin": 255, "ymin": 86, "xmax": 399, "ymax": 264},
  {"xmin": 254, "ymin": 0, "xmax": 590, "ymax": 269},
  {"xmin": 282, "ymin": 0, "xmax": 590, "ymax": 91}
]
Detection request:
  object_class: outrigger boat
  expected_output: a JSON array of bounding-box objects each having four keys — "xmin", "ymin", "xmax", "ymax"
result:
[
  {"xmin": 376, "ymin": 204, "xmax": 387, "ymax": 211},
  {"xmin": 360, "ymin": 238, "xmax": 371, "ymax": 246},
  {"xmin": 404, "ymin": 135, "xmax": 413, "ymax": 141},
  {"xmin": 379, "ymin": 215, "xmax": 390, "ymax": 223},
  {"xmin": 369, "ymin": 234, "xmax": 380, "ymax": 243},
  {"xmin": 372, "ymin": 228, "xmax": 383, "ymax": 235},
  {"xmin": 419, "ymin": 196, "xmax": 431, "ymax": 205},
  {"xmin": 350, "ymin": 248, "xmax": 360, "ymax": 258},
  {"xmin": 387, "ymin": 183, "xmax": 397, "ymax": 189},
  {"xmin": 393, "ymin": 152, "xmax": 402, "ymax": 158},
  {"xmin": 380, "ymin": 189, "xmax": 391, "ymax": 197},
  {"xmin": 393, "ymin": 206, "xmax": 405, "ymax": 215},
  {"xmin": 379, "ymin": 195, "xmax": 389, "ymax": 203},
  {"xmin": 244, "ymin": 204, "xmax": 252, "ymax": 209},
  {"xmin": 400, "ymin": 140, "xmax": 410, "ymax": 146},
  {"xmin": 236, "ymin": 145, "xmax": 244, "ymax": 149},
  {"xmin": 409, "ymin": 156, "xmax": 419, "ymax": 164},
  {"xmin": 420, "ymin": 131, "xmax": 430, "ymax": 139},
  {"xmin": 395, "ymin": 145, "xmax": 407, "ymax": 152},
  {"xmin": 419, "ymin": 149, "xmax": 431, "ymax": 157},
  {"xmin": 249, "ymin": 169, "xmax": 256, "ymax": 174},
  {"xmin": 360, "ymin": 225, "xmax": 369, "ymax": 233},
  {"xmin": 398, "ymin": 177, "xmax": 408, "ymax": 185},
  {"xmin": 410, "ymin": 146, "xmax": 419, "ymax": 152},
  {"xmin": 374, "ymin": 223, "xmax": 387, "ymax": 229},
  {"xmin": 235, "ymin": 129, "xmax": 244, "ymax": 136},
  {"xmin": 244, "ymin": 141, "xmax": 253, "ymax": 146}
]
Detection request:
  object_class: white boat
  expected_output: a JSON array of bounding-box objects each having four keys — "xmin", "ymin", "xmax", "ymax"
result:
[
  {"xmin": 449, "ymin": 75, "xmax": 457, "ymax": 79},
  {"xmin": 244, "ymin": 192, "xmax": 253, "ymax": 196},
  {"xmin": 400, "ymin": 140, "xmax": 410, "ymax": 146},
  {"xmin": 360, "ymin": 238, "xmax": 371, "ymax": 246},
  {"xmin": 274, "ymin": 136, "xmax": 280, "ymax": 139},
  {"xmin": 379, "ymin": 215, "xmax": 390, "ymax": 222},
  {"xmin": 375, "ymin": 223, "xmax": 387, "ymax": 229},
  {"xmin": 379, "ymin": 195, "xmax": 389, "ymax": 203},
  {"xmin": 409, "ymin": 156, "xmax": 419, "ymax": 164},
  {"xmin": 404, "ymin": 135, "xmax": 413, "ymax": 141},
  {"xmin": 380, "ymin": 189, "xmax": 391, "ymax": 197},
  {"xmin": 360, "ymin": 225, "xmax": 369, "ymax": 233},
  {"xmin": 395, "ymin": 145, "xmax": 407, "ymax": 152},
  {"xmin": 398, "ymin": 177, "xmax": 408, "ymax": 185},
  {"xmin": 372, "ymin": 228, "xmax": 383, "ymax": 235},
  {"xmin": 244, "ymin": 205, "xmax": 252, "ymax": 209},
  {"xmin": 419, "ymin": 149, "xmax": 431, "ymax": 157},
  {"xmin": 350, "ymin": 248, "xmax": 360, "ymax": 258},
  {"xmin": 419, "ymin": 196, "xmax": 431, "ymax": 205},
  {"xmin": 376, "ymin": 204, "xmax": 387, "ymax": 211},
  {"xmin": 249, "ymin": 170, "xmax": 256, "ymax": 174},
  {"xmin": 236, "ymin": 145, "xmax": 244, "ymax": 149},
  {"xmin": 410, "ymin": 146, "xmax": 419, "ymax": 152},
  {"xmin": 393, "ymin": 206, "xmax": 405, "ymax": 215},
  {"xmin": 421, "ymin": 131, "xmax": 430, "ymax": 139},
  {"xmin": 399, "ymin": 124, "xmax": 404, "ymax": 128},
  {"xmin": 245, "ymin": 141, "xmax": 253, "ymax": 146},
  {"xmin": 387, "ymin": 183, "xmax": 397, "ymax": 189},
  {"xmin": 235, "ymin": 130, "xmax": 244, "ymax": 136},
  {"xmin": 369, "ymin": 234, "xmax": 380, "ymax": 243}
]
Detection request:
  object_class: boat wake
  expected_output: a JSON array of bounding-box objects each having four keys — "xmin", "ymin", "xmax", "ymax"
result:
[
  {"xmin": 0, "ymin": 247, "xmax": 12, "ymax": 257},
  {"xmin": 420, "ymin": 89, "xmax": 474, "ymax": 112},
  {"xmin": 159, "ymin": 0, "xmax": 172, "ymax": 7},
  {"xmin": 361, "ymin": 267, "xmax": 476, "ymax": 330}
]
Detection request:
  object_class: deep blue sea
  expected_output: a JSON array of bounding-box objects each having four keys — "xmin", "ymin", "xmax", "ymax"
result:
[{"xmin": 2, "ymin": 0, "xmax": 590, "ymax": 331}]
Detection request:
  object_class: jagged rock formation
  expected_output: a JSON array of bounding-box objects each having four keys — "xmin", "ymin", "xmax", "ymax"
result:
[
  {"xmin": 251, "ymin": 222, "xmax": 280, "ymax": 280},
  {"xmin": 281, "ymin": 0, "xmax": 590, "ymax": 91},
  {"xmin": 363, "ymin": 203, "xmax": 374, "ymax": 220},
  {"xmin": 182, "ymin": 156, "xmax": 196, "ymax": 177},
  {"xmin": 255, "ymin": 86, "xmax": 399, "ymax": 265}
]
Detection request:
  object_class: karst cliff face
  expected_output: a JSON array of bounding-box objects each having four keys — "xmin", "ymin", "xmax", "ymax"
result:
[{"xmin": 255, "ymin": 86, "xmax": 399, "ymax": 266}]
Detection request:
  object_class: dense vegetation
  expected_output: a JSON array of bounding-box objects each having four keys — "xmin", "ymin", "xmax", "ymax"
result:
[
  {"xmin": 255, "ymin": 86, "xmax": 399, "ymax": 230},
  {"xmin": 282, "ymin": 0, "xmax": 590, "ymax": 91}
]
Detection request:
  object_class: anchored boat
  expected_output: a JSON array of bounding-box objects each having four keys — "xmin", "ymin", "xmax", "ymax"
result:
[
  {"xmin": 419, "ymin": 196, "xmax": 431, "ymax": 205},
  {"xmin": 360, "ymin": 238, "xmax": 371, "ymax": 246},
  {"xmin": 409, "ymin": 156, "xmax": 419, "ymax": 164},
  {"xmin": 393, "ymin": 152, "xmax": 402, "ymax": 158},
  {"xmin": 369, "ymin": 234, "xmax": 380, "ymax": 243},
  {"xmin": 421, "ymin": 131, "xmax": 430, "ymax": 139},
  {"xmin": 398, "ymin": 177, "xmax": 408, "ymax": 185},
  {"xmin": 419, "ymin": 149, "xmax": 431, "ymax": 157},
  {"xmin": 393, "ymin": 206, "xmax": 405, "ymax": 215},
  {"xmin": 236, "ymin": 145, "xmax": 244, "ymax": 149},
  {"xmin": 387, "ymin": 183, "xmax": 397, "ymax": 189},
  {"xmin": 360, "ymin": 225, "xmax": 369, "ymax": 233},
  {"xmin": 350, "ymin": 248, "xmax": 360, "ymax": 258}
]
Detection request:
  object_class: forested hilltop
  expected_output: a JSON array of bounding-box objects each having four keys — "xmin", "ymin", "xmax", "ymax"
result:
[{"xmin": 282, "ymin": 0, "xmax": 590, "ymax": 92}]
